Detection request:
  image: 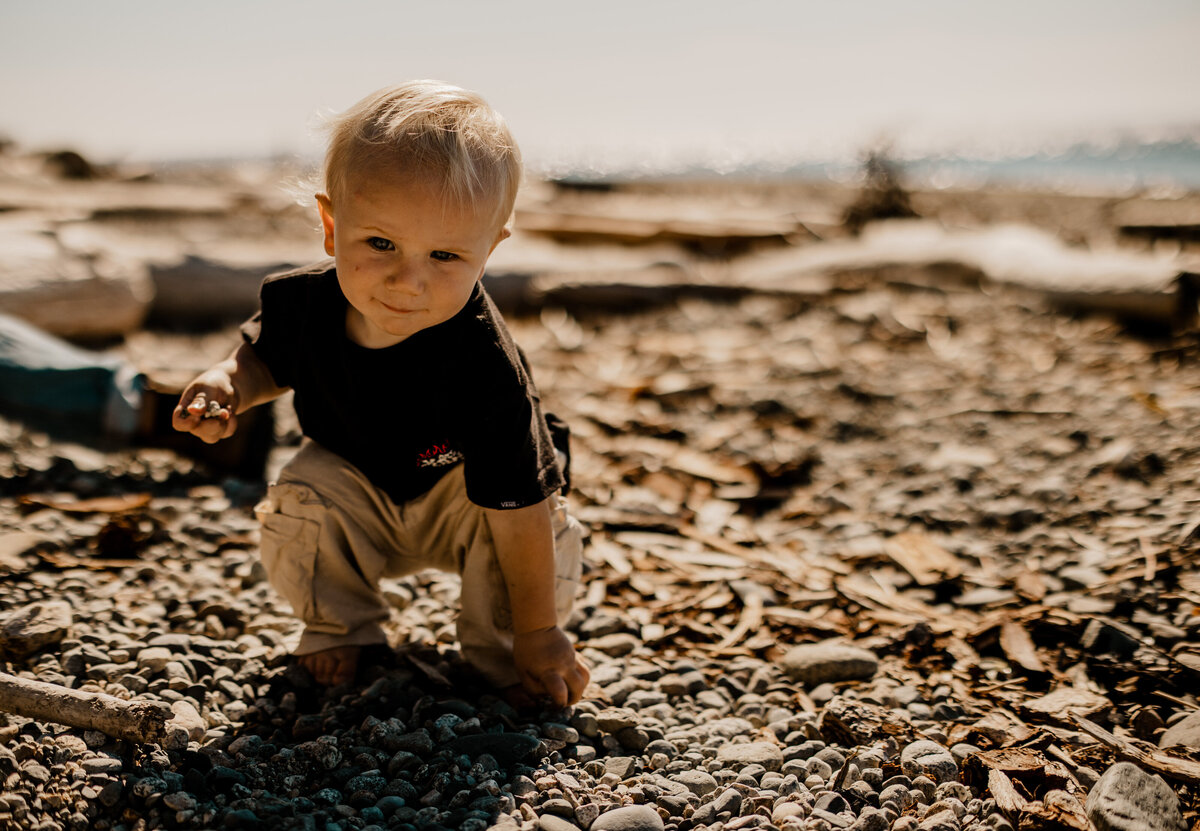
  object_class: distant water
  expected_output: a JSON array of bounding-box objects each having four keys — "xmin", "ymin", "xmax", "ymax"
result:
[{"xmin": 549, "ymin": 137, "xmax": 1200, "ymax": 193}]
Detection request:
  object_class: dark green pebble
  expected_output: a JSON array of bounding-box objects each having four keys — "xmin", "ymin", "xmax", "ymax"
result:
[{"xmin": 222, "ymin": 809, "xmax": 262, "ymax": 830}]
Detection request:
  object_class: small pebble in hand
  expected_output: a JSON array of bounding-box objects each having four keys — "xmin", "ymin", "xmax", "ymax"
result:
[{"xmin": 202, "ymin": 400, "xmax": 229, "ymax": 420}]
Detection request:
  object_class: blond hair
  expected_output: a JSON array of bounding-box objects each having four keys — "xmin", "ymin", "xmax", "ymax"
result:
[{"xmin": 323, "ymin": 81, "xmax": 522, "ymax": 228}]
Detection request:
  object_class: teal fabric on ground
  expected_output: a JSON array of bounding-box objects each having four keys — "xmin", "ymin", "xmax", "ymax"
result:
[{"xmin": 0, "ymin": 312, "xmax": 140, "ymax": 435}]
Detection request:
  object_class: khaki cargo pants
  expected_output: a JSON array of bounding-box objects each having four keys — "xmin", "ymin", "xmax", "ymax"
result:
[{"xmin": 255, "ymin": 440, "xmax": 584, "ymax": 687}]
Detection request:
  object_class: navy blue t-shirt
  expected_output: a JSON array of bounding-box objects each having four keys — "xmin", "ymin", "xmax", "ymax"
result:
[{"xmin": 241, "ymin": 261, "xmax": 564, "ymax": 509}]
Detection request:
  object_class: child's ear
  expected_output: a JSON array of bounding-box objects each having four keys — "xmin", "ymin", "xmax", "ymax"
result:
[
  {"xmin": 490, "ymin": 225, "xmax": 511, "ymax": 253},
  {"xmin": 316, "ymin": 194, "xmax": 336, "ymax": 257}
]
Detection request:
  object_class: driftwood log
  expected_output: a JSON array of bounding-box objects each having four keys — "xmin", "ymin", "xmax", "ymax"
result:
[{"xmin": 0, "ymin": 670, "xmax": 175, "ymax": 745}]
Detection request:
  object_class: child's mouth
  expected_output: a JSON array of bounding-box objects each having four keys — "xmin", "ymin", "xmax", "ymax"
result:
[{"xmin": 379, "ymin": 300, "xmax": 419, "ymax": 314}]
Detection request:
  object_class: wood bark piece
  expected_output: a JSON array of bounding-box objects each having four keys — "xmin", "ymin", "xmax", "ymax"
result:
[
  {"xmin": 17, "ymin": 493, "xmax": 151, "ymax": 514},
  {"xmin": 988, "ymin": 768, "xmax": 1028, "ymax": 823},
  {"xmin": 747, "ymin": 220, "xmax": 1191, "ymax": 326},
  {"xmin": 1018, "ymin": 790, "xmax": 1090, "ymax": 831},
  {"xmin": 835, "ymin": 574, "xmax": 975, "ymax": 634},
  {"xmin": 1013, "ymin": 570, "xmax": 1048, "ymax": 602},
  {"xmin": 1020, "ymin": 687, "xmax": 1113, "ymax": 725},
  {"xmin": 0, "ymin": 670, "xmax": 174, "ymax": 745},
  {"xmin": 515, "ymin": 206, "xmax": 798, "ymax": 249},
  {"xmin": 713, "ymin": 592, "xmax": 763, "ymax": 650},
  {"xmin": 954, "ymin": 710, "xmax": 1038, "ymax": 750},
  {"xmin": 818, "ymin": 695, "xmax": 918, "ymax": 746},
  {"xmin": 1114, "ymin": 196, "xmax": 1200, "ymax": 243},
  {"xmin": 999, "ymin": 619, "xmax": 1049, "ymax": 675},
  {"xmin": 964, "ymin": 746, "xmax": 1075, "ymax": 795},
  {"xmin": 884, "ymin": 531, "xmax": 964, "ymax": 586},
  {"xmin": 1070, "ymin": 714, "xmax": 1200, "ymax": 786},
  {"xmin": 966, "ymin": 747, "xmax": 1055, "ymax": 786}
]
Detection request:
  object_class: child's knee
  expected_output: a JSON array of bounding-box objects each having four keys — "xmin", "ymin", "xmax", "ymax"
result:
[
  {"xmin": 255, "ymin": 481, "xmax": 330, "ymax": 625},
  {"xmin": 256, "ymin": 480, "xmax": 390, "ymax": 631}
]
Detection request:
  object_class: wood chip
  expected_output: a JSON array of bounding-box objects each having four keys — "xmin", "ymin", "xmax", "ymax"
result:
[
  {"xmin": 988, "ymin": 768, "xmax": 1028, "ymax": 823},
  {"xmin": 818, "ymin": 695, "xmax": 918, "ymax": 746},
  {"xmin": 1013, "ymin": 569, "xmax": 1048, "ymax": 602},
  {"xmin": 1019, "ymin": 791, "xmax": 1090, "ymax": 831},
  {"xmin": 0, "ymin": 532, "xmax": 49, "ymax": 574},
  {"xmin": 1071, "ymin": 714, "xmax": 1200, "ymax": 786},
  {"xmin": 1020, "ymin": 687, "xmax": 1113, "ymax": 725},
  {"xmin": 999, "ymin": 618, "xmax": 1049, "ymax": 675},
  {"xmin": 18, "ymin": 492, "xmax": 152, "ymax": 514},
  {"xmin": 589, "ymin": 538, "xmax": 633, "ymax": 576},
  {"xmin": 713, "ymin": 592, "xmax": 764, "ymax": 649},
  {"xmin": 884, "ymin": 531, "xmax": 964, "ymax": 585}
]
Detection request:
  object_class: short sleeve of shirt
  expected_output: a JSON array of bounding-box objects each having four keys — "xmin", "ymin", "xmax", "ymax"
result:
[
  {"xmin": 458, "ymin": 347, "xmax": 564, "ymax": 510},
  {"xmin": 239, "ymin": 266, "xmax": 327, "ymax": 390}
]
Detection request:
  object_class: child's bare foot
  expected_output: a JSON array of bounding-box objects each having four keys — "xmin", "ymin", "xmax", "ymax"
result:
[{"xmin": 298, "ymin": 645, "xmax": 361, "ymax": 686}]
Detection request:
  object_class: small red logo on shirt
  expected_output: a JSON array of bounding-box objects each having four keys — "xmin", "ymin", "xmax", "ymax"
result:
[{"xmin": 417, "ymin": 442, "xmax": 464, "ymax": 469}]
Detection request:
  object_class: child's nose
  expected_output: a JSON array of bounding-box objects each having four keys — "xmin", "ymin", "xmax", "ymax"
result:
[{"xmin": 385, "ymin": 260, "xmax": 423, "ymax": 293}]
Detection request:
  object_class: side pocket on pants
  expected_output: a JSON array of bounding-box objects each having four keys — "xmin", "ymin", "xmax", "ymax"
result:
[
  {"xmin": 256, "ymin": 483, "xmax": 325, "ymax": 625},
  {"xmin": 551, "ymin": 498, "xmax": 584, "ymax": 623}
]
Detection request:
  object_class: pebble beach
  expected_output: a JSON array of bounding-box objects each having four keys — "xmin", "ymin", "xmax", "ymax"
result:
[{"xmin": 2, "ymin": 148, "xmax": 1200, "ymax": 831}]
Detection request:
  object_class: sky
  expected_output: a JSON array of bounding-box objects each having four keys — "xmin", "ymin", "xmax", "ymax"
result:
[{"xmin": 2, "ymin": 0, "xmax": 1197, "ymax": 172}]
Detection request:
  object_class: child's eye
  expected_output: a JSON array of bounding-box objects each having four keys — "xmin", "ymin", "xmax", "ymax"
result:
[
  {"xmin": 367, "ymin": 237, "xmax": 394, "ymax": 252},
  {"xmin": 430, "ymin": 251, "xmax": 459, "ymax": 262}
]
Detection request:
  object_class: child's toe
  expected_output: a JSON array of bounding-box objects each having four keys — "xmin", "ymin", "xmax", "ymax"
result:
[
  {"xmin": 296, "ymin": 646, "xmax": 359, "ymax": 686},
  {"xmin": 331, "ymin": 651, "xmax": 358, "ymax": 685},
  {"xmin": 298, "ymin": 654, "xmax": 329, "ymax": 685}
]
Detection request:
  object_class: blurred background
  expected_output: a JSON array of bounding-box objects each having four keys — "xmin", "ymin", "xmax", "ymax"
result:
[
  {"xmin": 1, "ymin": 0, "xmax": 1198, "ymax": 457},
  {"xmin": 3, "ymin": 0, "xmax": 1198, "ymax": 189},
  {"xmin": 4, "ymin": 10, "xmax": 1200, "ymax": 827}
]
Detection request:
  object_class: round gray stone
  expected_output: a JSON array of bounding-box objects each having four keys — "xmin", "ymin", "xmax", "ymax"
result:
[
  {"xmin": 692, "ymin": 788, "xmax": 744, "ymax": 826},
  {"xmin": 781, "ymin": 642, "xmax": 878, "ymax": 686},
  {"xmin": 0, "ymin": 601, "xmax": 72, "ymax": 658},
  {"xmin": 590, "ymin": 805, "xmax": 664, "ymax": 831},
  {"xmin": 773, "ymin": 802, "xmax": 808, "ymax": 823},
  {"xmin": 716, "ymin": 741, "xmax": 784, "ymax": 771},
  {"xmin": 950, "ymin": 743, "xmax": 982, "ymax": 765},
  {"xmin": 1159, "ymin": 711, "xmax": 1200, "ymax": 750},
  {"xmin": 701, "ymin": 717, "xmax": 756, "ymax": 739},
  {"xmin": 595, "ymin": 707, "xmax": 641, "ymax": 732},
  {"xmin": 539, "ymin": 815, "xmax": 582, "ymax": 831},
  {"xmin": 136, "ymin": 647, "xmax": 174, "ymax": 672},
  {"xmin": 900, "ymin": 741, "xmax": 958, "ymax": 784},
  {"xmin": 80, "ymin": 757, "xmax": 124, "ymax": 775},
  {"xmin": 806, "ymin": 758, "xmax": 834, "ymax": 780},
  {"xmin": 1085, "ymin": 762, "xmax": 1186, "ymax": 831},
  {"xmin": 670, "ymin": 769, "xmax": 718, "ymax": 796},
  {"xmin": 917, "ymin": 807, "xmax": 959, "ymax": 831},
  {"xmin": 169, "ymin": 700, "xmax": 206, "ymax": 742}
]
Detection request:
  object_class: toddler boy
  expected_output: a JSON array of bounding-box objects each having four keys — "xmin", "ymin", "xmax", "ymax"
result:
[{"xmin": 173, "ymin": 81, "xmax": 589, "ymax": 706}]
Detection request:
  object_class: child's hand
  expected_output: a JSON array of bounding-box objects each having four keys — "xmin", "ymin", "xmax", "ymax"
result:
[
  {"xmin": 172, "ymin": 374, "xmax": 239, "ymax": 444},
  {"xmin": 512, "ymin": 625, "xmax": 590, "ymax": 707}
]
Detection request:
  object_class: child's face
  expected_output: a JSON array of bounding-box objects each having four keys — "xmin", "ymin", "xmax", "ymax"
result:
[{"xmin": 317, "ymin": 171, "xmax": 509, "ymax": 349}]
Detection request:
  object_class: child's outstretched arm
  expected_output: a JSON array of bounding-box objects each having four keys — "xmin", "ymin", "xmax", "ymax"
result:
[
  {"xmin": 486, "ymin": 500, "xmax": 590, "ymax": 707},
  {"xmin": 172, "ymin": 342, "xmax": 286, "ymax": 444}
]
